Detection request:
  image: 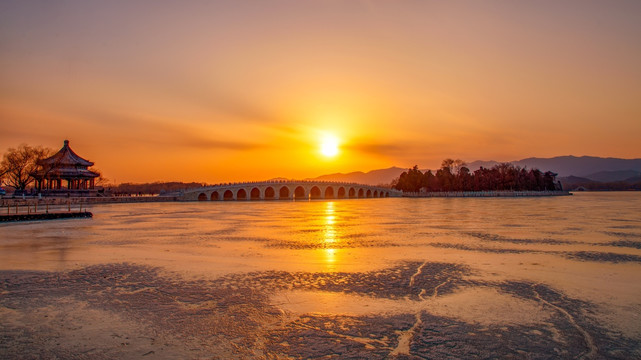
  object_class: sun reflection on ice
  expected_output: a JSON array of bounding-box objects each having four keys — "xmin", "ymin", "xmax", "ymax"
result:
[
  {"xmin": 323, "ymin": 202, "xmax": 338, "ymax": 270},
  {"xmin": 324, "ymin": 202, "xmax": 336, "ymax": 245}
]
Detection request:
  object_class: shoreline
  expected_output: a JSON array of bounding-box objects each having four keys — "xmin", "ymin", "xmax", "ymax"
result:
[
  {"xmin": 402, "ymin": 190, "xmax": 572, "ymax": 198},
  {"xmin": 0, "ymin": 190, "xmax": 572, "ymax": 208}
]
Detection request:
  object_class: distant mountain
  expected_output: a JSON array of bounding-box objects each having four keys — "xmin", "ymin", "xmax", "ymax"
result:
[
  {"xmin": 558, "ymin": 174, "xmax": 641, "ymax": 191},
  {"xmin": 584, "ymin": 170, "xmax": 641, "ymax": 182},
  {"xmin": 512, "ymin": 156, "xmax": 641, "ymax": 177},
  {"xmin": 306, "ymin": 167, "xmax": 406, "ymax": 186},
  {"xmin": 625, "ymin": 175, "xmax": 641, "ymax": 183},
  {"xmin": 466, "ymin": 160, "xmax": 500, "ymax": 171},
  {"xmin": 310, "ymin": 156, "xmax": 641, "ymax": 186},
  {"xmin": 558, "ymin": 176, "xmax": 594, "ymax": 189},
  {"xmin": 469, "ymin": 156, "xmax": 641, "ymax": 178}
]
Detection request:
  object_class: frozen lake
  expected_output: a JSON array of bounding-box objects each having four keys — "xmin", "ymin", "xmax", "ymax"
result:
[{"xmin": 1, "ymin": 192, "xmax": 640, "ymax": 358}]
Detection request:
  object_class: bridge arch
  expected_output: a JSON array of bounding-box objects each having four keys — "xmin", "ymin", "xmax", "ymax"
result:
[
  {"xmin": 279, "ymin": 186, "xmax": 289, "ymax": 199},
  {"xmin": 324, "ymin": 186, "xmax": 334, "ymax": 199},
  {"xmin": 236, "ymin": 188, "xmax": 247, "ymax": 200},
  {"xmin": 366, "ymin": 189, "xmax": 372, "ymax": 198},
  {"xmin": 211, "ymin": 191, "xmax": 220, "ymax": 201},
  {"xmin": 250, "ymin": 187, "xmax": 260, "ymax": 200},
  {"xmin": 198, "ymin": 193, "xmax": 207, "ymax": 201},
  {"xmin": 358, "ymin": 189, "xmax": 364, "ymax": 198},
  {"xmin": 348, "ymin": 187, "xmax": 356, "ymax": 198},
  {"xmin": 373, "ymin": 190, "xmax": 379, "ymax": 198},
  {"xmin": 265, "ymin": 186, "xmax": 275, "ymax": 200},
  {"xmin": 294, "ymin": 186, "xmax": 306, "ymax": 199},
  {"xmin": 310, "ymin": 186, "xmax": 321, "ymax": 199},
  {"xmin": 337, "ymin": 187, "xmax": 346, "ymax": 199},
  {"xmin": 223, "ymin": 190, "xmax": 234, "ymax": 200}
]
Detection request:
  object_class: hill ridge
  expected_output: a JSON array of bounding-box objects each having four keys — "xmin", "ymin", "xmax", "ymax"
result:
[{"xmin": 308, "ymin": 156, "xmax": 641, "ymax": 185}]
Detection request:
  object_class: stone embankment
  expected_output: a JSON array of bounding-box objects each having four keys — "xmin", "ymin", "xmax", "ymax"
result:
[
  {"xmin": 0, "ymin": 195, "xmax": 177, "ymax": 208},
  {"xmin": 402, "ymin": 190, "xmax": 572, "ymax": 197}
]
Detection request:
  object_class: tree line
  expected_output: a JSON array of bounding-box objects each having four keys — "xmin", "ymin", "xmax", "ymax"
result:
[{"xmin": 392, "ymin": 159, "xmax": 560, "ymax": 192}]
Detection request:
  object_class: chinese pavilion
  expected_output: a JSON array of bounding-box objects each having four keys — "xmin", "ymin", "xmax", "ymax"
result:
[{"xmin": 32, "ymin": 140, "xmax": 100, "ymax": 196}]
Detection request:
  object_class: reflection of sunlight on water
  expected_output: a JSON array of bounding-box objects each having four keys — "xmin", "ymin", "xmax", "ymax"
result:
[
  {"xmin": 323, "ymin": 202, "xmax": 338, "ymax": 270},
  {"xmin": 324, "ymin": 248, "xmax": 336, "ymax": 263},
  {"xmin": 323, "ymin": 202, "xmax": 336, "ymax": 247}
]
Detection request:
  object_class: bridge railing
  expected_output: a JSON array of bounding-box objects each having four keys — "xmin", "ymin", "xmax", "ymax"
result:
[{"xmin": 190, "ymin": 180, "xmax": 395, "ymax": 190}]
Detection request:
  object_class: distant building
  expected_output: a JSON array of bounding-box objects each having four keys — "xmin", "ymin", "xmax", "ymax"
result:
[{"xmin": 32, "ymin": 140, "xmax": 99, "ymax": 196}]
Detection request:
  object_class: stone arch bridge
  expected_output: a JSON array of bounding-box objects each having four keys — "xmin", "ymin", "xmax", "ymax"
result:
[{"xmin": 178, "ymin": 180, "xmax": 401, "ymax": 201}]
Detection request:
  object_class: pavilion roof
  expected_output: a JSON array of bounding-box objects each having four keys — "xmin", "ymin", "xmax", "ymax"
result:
[
  {"xmin": 45, "ymin": 168, "xmax": 100, "ymax": 178},
  {"xmin": 39, "ymin": 140, "xmax": 94, "ymax": 167}
]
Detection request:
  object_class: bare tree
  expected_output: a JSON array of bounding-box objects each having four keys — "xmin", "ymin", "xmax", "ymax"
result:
[
  {"xmin": 91, "ymin": 168, "xmax": 110, "ymax": 187},
  {"xmin": 0, "ymin": 144, "xmax": 53, "ymax": 190}
]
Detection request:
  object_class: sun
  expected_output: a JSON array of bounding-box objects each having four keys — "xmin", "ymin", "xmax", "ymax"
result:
[{"xmin": 320, "ymin": 133, "xmax": 339, "ymax": 157}]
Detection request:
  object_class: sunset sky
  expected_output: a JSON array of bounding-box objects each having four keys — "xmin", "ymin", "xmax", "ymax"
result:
[{"xmin": 1, "ymin": 1, "xmax": 640, "ymax": 183}]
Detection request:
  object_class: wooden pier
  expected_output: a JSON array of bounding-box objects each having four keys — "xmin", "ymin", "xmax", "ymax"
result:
[{"xmin": 1, "ymin": 198, "xmax": 95, "ymax": 222}]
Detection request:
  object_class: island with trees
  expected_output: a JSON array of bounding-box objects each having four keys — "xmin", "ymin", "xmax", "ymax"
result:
[{"xmin": 392, "ymin": 159, "xmax": 563, "ymax": 194}]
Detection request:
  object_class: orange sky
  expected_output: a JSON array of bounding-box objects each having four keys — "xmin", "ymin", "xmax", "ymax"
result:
[{"xmin": 1, "ymin": 1, "xmax": 640, "ymax": 183}]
